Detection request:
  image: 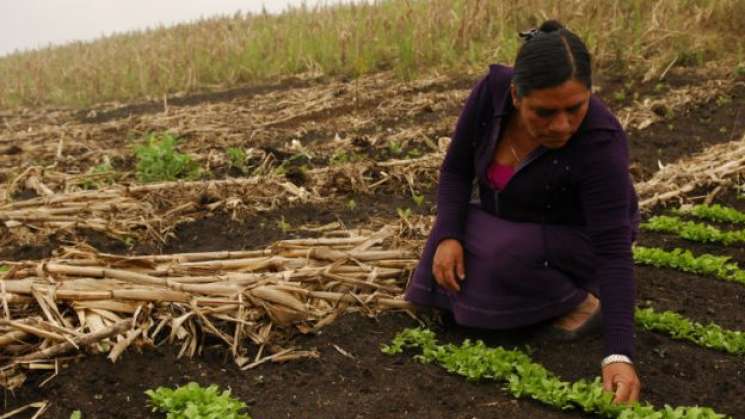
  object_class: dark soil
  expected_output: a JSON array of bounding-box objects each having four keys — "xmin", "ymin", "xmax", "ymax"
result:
[
  {"xmin": 77, "ymin": 77, "xmax": 315, "ymax": 124},
  {"xmin": 627, "ymin": 83, "xmax": 745, "ymax": 181}
]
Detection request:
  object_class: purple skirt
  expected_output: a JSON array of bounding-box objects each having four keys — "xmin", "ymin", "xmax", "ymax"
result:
[{"xmin": 405, "ymin": 204, "xmax": 599, "ymax": 329}]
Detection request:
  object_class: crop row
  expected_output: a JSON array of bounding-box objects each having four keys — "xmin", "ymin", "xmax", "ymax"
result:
[
  {"xmin": 382, "ymin": 328, "xmax": 725, "ymax": 418},
  {"xmin": 635, "ymin": 308, "xmax": 745, "ymax": 355},
  {"xmin": 633, "ymin": 246, "xmax": 745, "ymax": 285},
  {"xmin": 675, "ymin": 204, "xmax": 745, "ymax": 225},
  {"xmin": 641, "ymin": 215, "xmax": 745, "ymax": 245}
]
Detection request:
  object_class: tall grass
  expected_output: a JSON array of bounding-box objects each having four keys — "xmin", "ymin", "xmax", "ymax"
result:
[{"xmin": 1, "ymin": 0, "xmax": 743, "ymax": 108}]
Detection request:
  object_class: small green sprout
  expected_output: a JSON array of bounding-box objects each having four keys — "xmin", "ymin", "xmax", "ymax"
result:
[
  {"xmin": 397, "ymin": 207, "xmax": 412, "ymax": 220},
  {"xmin": 277, "ymin": 216, "xmax": 291, "ymax": 233},
  {"xmin": 387, "ymin": 139, "xmax": 403, "ymax": 155},
  {"xmin": 134, "ymin": 133, "xmax": 202, "ymax": 183},
  {"xmin": 411, "ymin": 192, "xmax": 425, "ymax": 207},
  {"xmin": 226, "ymin": 147, "xmax": 247, "ymax": 173}
]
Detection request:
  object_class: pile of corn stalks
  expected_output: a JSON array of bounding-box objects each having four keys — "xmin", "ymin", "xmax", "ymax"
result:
[
  {"xmin": 0, "ymin": 225, "xmax": 416, "ymax": 390},
  {"xmin": 637, "ymin": 132, "xmax": 745, "ymax": 211}
]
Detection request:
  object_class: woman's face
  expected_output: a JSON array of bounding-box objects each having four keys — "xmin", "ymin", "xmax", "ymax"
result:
[{"xmin": 511, "ymin": 79, "xmax": 591, "ymax": 149}]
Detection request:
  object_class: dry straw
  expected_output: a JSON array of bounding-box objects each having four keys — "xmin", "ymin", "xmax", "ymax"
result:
[{"xmin": 0, "ymin": 225, "xmax": 416, "ymax": 390}]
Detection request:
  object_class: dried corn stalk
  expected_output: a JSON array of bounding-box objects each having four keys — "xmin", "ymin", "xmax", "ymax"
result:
[{"xmin": 0, "ymin": 225, "xmax": 415, "ymax": 389}]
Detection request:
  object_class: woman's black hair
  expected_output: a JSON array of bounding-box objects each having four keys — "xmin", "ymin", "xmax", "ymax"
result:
[{"xmin": 513, "ymin": 20, "xmax": 592, "ymax": 97}]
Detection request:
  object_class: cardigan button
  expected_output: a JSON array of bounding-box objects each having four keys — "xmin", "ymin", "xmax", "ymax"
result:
[
  {"xmin": 565, "ymin": 165, "xmax": 571, "ymax": 171},
  {"xmin": 544, "ymin": 260, "xmax": 549, "ymax": 268},
  {"xmin": 553, "ymin": 159, "xmax": 558, "ymax": 165}
]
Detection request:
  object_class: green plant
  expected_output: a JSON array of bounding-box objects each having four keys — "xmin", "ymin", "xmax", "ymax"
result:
[
  {"xmin": 397, "ymin": 207, "xmax": 412, "ymax": 220},
  {"xmin": 347, "ymin": 199, "xmax": 357, "ymax": 211},
  {"xmin": 382, "ymin": 328, "xmax": 725, "ymax": 418},
  {"xmin": 330, "ymin": 149, "xmax": 354, "ymax": 165},
  {"xmin": 277, "ymin": 216, "xmax": 291, "ymax": 233},
  {"xmin": 411, "ymin": 192, "xmax": 425, "ymax": 207},
  {"xmin": 633, "ymin": 246, "xmax": 745, "ymax": 286},
  {"xmin": 716, "ymin": 95, "xmax": 732, "ymax": 106},
  {"xmin": 70, "ymin": 411, "xmax": 82, "ymax": 419},
  {"xmin": 146, "ymin": 382, "xmax": 251, "ymax": 419},
  {"xmin": 613, "ymin": 89, "xmax": 627, "ymax": 103},
  {"xmin": 636, "ymin": 308, "xmax": 745, "ymax": 355},
  {"xmin": 736, "ymin": 63, "xmax": 745, "ymax": 77},
  {"xmin": 226, "ymin": 147, "xmax": 247, "ymax": 173},
  {"xmin": 80, "ymin": 161, "xmax": 117, "ymax": 189},
  {"xmin": 0, "ymin": 265, "xmax": 9, "ymax": 273},
  {"xmin": 387, "ymin": 139, "xmax": 403, "ymax": 155},
  {"xmin": 134, "ymin": 134, "xmax": 201, "ymax": 183},
  {"xmin": 674, "ymin": 204, "xmax": 745, "ymax": 225},
  {"xmin": 641, "ymin": 215, "xmax": 745, "ymax": 245}
]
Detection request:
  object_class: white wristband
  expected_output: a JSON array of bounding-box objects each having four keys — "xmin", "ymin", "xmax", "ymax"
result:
[{"xmin": 601, "ymin": 354, "xmax": 633, "ymax": 368}]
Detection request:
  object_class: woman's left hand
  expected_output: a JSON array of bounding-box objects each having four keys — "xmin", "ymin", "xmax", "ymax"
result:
[{"xmin": 602, "ymin": 362, "xmax": 641, "ymax": 404}]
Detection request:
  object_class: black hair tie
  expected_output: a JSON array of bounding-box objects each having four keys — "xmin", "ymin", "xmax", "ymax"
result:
[{"xmin": 519, "ymin": 28, "xmax": 540, "ymax": 42}]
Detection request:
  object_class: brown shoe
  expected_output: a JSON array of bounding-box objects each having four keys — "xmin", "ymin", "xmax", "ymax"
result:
[{"xmin": 538, "ymin": 304, "xmax": 603, "ymax": 341}]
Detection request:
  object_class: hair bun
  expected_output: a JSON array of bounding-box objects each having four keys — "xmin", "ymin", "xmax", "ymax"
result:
[{"xmin": 538, "ymin": 20, "xmax": 564, "ymax": 33}]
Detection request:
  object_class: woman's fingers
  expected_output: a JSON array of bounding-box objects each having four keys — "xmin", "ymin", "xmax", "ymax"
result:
[
  {"xmin": 432, "ymin": 261, "xmax": 460, "ymax": 292},
  {"xmin": 612, "ymin": 381, "xmax": 631, "ymax": 404},
  {"xmin": 455, "ymin": 253, "xmax": 466, "ymax": 281},
  {"xmin": 432, "ymin": 239, "xmax": 464, "ymax": 292},
  {"xmin": 602, "ymin": 363, "xmax": 640, "ymax": 404},
  {"xmin": 443, "ymin": 263, "xmax": 461, "ymax": 291},
  {"xmin": 629, "ymin": 380, "xmax": 641, "ymax": 403}
]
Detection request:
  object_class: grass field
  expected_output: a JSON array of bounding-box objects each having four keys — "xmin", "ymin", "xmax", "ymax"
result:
[{"xmin": 0, "ymin": 0, "xmax": 743, "ymax": 108}]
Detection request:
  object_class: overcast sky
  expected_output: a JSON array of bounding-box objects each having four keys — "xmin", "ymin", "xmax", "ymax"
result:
[{"xmin": 0, "ymin": 1, "xmax": 349, "ymax": 57}]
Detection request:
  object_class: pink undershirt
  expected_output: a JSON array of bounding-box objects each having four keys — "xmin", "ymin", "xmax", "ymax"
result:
[{"xmin": 486, "ymin": 162, "xmax": 515, "ymax": 191}]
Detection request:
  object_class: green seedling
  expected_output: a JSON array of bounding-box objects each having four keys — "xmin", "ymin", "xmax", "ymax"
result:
[
  {"xmin": 411, "ymin": 192, "xmax": 425, "ymax": 207},
  {"xmin": 81, "ymin": 161, "xmax": 117, "ymax": 189},
  {"xmin": 716, "ymin": 95, "xmax": 732, "ymax": 106},
  {"xmin": 226, "ymin": 147, "xmax": 247, "ymax": 173},
  {"xmin": 347, "ymin": 199, "xmax": 357, "ymax": 211},
  {"xmin": 383, "ymin": 328, "xmax": 725, "ymax": 418},
  {"xmin": 397, "ymin": 207, "xmax": 412, "ymax": 220},
  {"xmin": 387, "ymin": 139, "xmax": 403, "ymax": 155},
  {"xmin": 146, "ymin": 382, "xmax": 251, "ymax": 419},
  {"xmin": 330, "ymin": 149, "xmax": 351, "ymax": 165},
  {"xmin": 134, "ymin": 133, "xmax": 202, "ymax": 183},
  {"xmin": 70, "ymin": 411, "xmax": 82, "ymax": 419},
  {"xmin": 613, "ymin": 89, "xmax": 626, "ymax": 103},
  {"xmin": 277, "ymin": 216, "xmax": 291, "ymax": 233}
]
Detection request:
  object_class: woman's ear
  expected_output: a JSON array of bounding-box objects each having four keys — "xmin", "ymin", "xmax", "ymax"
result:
[{"xmin": 510, "ymin": 84, "xmax": 520, "ymax": 107}]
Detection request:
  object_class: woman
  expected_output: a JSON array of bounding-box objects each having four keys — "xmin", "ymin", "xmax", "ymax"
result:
[{"xmin": 404, "ymin": 20, "xmax": 641, "ymax": 404}]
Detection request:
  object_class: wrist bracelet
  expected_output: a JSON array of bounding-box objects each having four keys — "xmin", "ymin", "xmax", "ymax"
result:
[{"xmin": 601, "ymin": 354, "xmax": 633, "ymax": 368}]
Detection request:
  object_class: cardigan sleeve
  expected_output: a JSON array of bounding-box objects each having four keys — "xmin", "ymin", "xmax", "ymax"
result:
[
  {"xmin": 578, "ymin": 131, "xmax": 637, "ymax": 359},
  {"xmin": 430, "ymin": 74, "xmax": 491, "ymax": 244}
]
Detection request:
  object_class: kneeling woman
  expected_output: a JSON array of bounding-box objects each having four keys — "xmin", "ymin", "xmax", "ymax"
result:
[{"xmin": 404, "ymin": 21, "xmax": 641, "ymax": 404}]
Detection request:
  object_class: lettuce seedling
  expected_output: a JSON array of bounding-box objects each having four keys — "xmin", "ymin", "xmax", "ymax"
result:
[{"xmin": 146, "ymin": 382, "xmax": 251, "ymax": 419}]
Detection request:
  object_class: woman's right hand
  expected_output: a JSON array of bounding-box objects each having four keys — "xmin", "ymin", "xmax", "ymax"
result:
[{"xmin": 432, "ymin": 239, "xmax": 466, "ymax": 292}]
